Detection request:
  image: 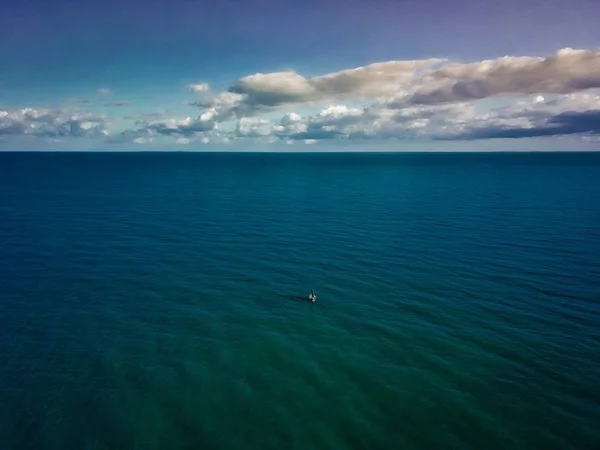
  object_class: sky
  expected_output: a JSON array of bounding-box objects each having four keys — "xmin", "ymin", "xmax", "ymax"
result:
[{"xmin": 1, "ymin": 0, "xmax": 600, "ymax": 151}]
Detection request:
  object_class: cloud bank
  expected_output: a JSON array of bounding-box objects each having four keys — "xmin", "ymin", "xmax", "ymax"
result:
[
  {"xmin": 0, "ymin": 108, "xmax": 108, "ymax": 138},
  {"xmin": 4, "ymin": 47, "xmax": 600, "ymax": 148},
  {"xmin": 172, "ymin": 47, "xmax": 600, "ymax": 145}
]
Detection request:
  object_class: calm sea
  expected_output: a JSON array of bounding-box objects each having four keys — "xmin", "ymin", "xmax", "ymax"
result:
[{"xmin": 1, "ymin": 151, "xmax": 599, "ymax": 450}]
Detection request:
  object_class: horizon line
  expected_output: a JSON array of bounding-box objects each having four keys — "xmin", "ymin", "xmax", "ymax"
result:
[{"xmin": 1, "ymin": 150, "xmax": 600, "ymax": 154}]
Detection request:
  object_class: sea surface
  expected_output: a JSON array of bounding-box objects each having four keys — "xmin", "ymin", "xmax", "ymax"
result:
[{"xmin": 0, "ymin": 151, "xmax": 599, "ymax": 450}]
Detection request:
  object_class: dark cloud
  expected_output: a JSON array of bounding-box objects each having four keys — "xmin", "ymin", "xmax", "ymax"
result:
[{"xmin": 440, "ymin": 109, "xmax": 600, "ymax": 140}]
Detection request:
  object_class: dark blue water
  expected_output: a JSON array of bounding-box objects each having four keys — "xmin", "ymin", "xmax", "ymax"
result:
[{"xmin": 1, "ymin": 151, "xmax": 599, "ymax": 450}]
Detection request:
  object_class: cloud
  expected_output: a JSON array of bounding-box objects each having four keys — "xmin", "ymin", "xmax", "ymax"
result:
[
  {"xmin": 186, "ymin": 82, "xmax": 209, "ymax": 93},
  {"xmin": 0, "ymin": 108, "xmax": 108, "ymax": 138},
  {"xmin": 106, "ymin": 127, "xmax": 154, "ymax": 144},
  {"xmin": 8, "ymin": 47, "xmax": 598, "ymax": 148},
  {"xmin": 105, "ymin": 100, "xmax": 131, "ymax": 107},
  {"xmin": 144, "ymin": 113, "xmax": 216, "ymax": 137},
  {"xmin": 225, "ymin": 91, "xmax": 600, "ymax": 143},
  {"xmin": 112, "ymin": 90, "xmax": 600, "ymax": 147},
  {"xmin": 190, "ymin": 47, "xmax": 600, "ymax": 127},
  {"xmin": 232, "ymin": 59, "xmax": 443, "ymax": 101},
  {"xmin": 196, "ymin": 58, "xmax": 444, "ymax": 118},
  {"xmin": 133, "ymin": 137, "xmax": 154, "ymax": 144},
  {"xmin": 235, "ymin": 117, "xmax": 275, "ymax": 137},
  {"xmin": 234, "ymin": 101, "xmax": 473, "ymax": 142},
  {"xmin": 97, "ymin": 88, "xmax": 113, "ymax": 95},
  {"xmin": 116, "ymin": 110, "xmax": 219, "ymax": 143},
  {"xmin": 190, "ymin": 92, "xmax": 246, "ymax": 120},
  {"xmin": 430, "ymin": 92, "xmax": 600, "ymax": 140},
  {"xmin": 406, "ymin": 48, "xmax": 600, "ymax": 105},
  {"xmin": 443, "ymin": 109, "xmax": 600, "ymax": 140}
]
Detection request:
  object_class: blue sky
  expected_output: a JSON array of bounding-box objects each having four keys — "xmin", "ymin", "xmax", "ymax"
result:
[{"xmin": 2, "ymin": 0, "xmax": 600, "ymax": 150}]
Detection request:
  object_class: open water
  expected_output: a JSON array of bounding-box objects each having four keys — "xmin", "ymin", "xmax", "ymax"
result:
[{"xmin": 0, "ymin": 151, "xmax": 599, "ymax": 450}]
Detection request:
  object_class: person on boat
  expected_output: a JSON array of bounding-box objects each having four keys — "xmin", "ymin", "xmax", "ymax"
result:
[{"xmin": 309, "ymin": 289, "xmax": 316, "ymax": 301}]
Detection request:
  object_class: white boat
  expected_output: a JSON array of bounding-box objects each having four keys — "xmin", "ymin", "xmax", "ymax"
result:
[{"xmin": 309, "ymin": 289, "xmax": 316, "ymax": 302}]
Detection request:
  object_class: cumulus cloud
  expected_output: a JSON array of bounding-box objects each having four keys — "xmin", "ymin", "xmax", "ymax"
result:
[
  {"xmin": 225, "ymin": 91, "xmax": 600, "ymax": 143},
  {"xmin": 196, "ymin": 58, "xmax": 444, "ymax": 118},
  {"xmin": 113, "ymin": 109, "xmax": 224, "ymax": 144},
  {"xmin": 137, "ymin": 111, "xmax": 217, "ymax": 137},
  {"xmin": 235, "ymin": 117, "xmax": 275, "ymax": 137},
  {"xmin": 112, "ymin": 92, "xmax": 600, "ymax": 146},
  {"xmin": 9, "ymin": 47, "xmax": 598, "ymax": 148},
  {"xmin": 453, "ymin": 110, "xmax": 600, "ymax": 139},
  {"xmin": 190, "ymin": 92, "xmax": 246, "ymax": 119},
  {"xmin": 0, "ymin": 108, "xmax": 108, "ymax": 138},
  {"xmin": 437, "ymin": 93, "xmax": 600, "ymax": 140},
  {"xmin": 190, "ymin": 47, "xmax": 600, "ymax": 127},
  {"xmin": 238, "ymin": 102, "xmax": 474, "ymax": 142},
  {"xmin": 232, "ymin": 59, "xmax": 442, "ymax": 101},
  {"xmin": 406, "ymin": 48, "xmax": 600, "ymax": 105}
]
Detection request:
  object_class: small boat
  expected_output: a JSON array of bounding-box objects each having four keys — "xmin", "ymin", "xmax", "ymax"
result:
[{"xmin": 309, "ymin": 289, "xmax": 317, "ymax": 302}]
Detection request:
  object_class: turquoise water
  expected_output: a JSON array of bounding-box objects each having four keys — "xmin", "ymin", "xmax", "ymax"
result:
[{"xmin": 1, "ymin": 152, "xmax": 599, "ymax": 450}]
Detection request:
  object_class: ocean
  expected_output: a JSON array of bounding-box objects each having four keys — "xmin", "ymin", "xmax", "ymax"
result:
[{"xmin": 0, "ymin": 151, "xmax": 599, "ymax": 450}]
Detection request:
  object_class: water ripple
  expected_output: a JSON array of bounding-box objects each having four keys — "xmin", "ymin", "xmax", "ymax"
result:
[{"xmin": 1, "ymin": 152, "xmax": 599, "ymax": 450}]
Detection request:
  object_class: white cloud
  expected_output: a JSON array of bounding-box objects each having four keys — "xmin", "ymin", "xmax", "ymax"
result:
[
  {"xmin": 190, "ymin": 92, "xmax": 246, "ymax": 119},
  {"xmin": 187, "ymin": 82, "xmax": 209, "ymax": 93},
  {"xmin": 235, "ymin": 117, "xmax": 274, "ymax": 137},
  {"xmin": 406, "ymin": 48, "xmax": 600, "ymax": 105},
  {"xmin": 7, "ymin": 47, "xmax": 600, "ymax": 148},
  {"xmin": 190, "ymin": 47, "xmax": 600, "ymax": 126},
  {"xmin": 0, "ymin": 107, "xmax": 109, "ymax": 138},
  {"xmin": 231, "ymin": 59, "xmax": 443, "ymax": 103},
  {"xmin": 97, "ymin": 88, "xmax": 113, "ymax": 95},
  {"xmin": 136, "ymin": 114, "xmax": 217, "ymax": 137},
  {"xmin": 197, "ymin": 58, "xmax": 444, "ymax": 118},
  {"xmin": 230, "ymin": 102, "xmax": 445, "ymax": 142},
  {"xmin": 221, "ymin": 91, "xmax": 600, "ymax": 143},
  {"xmin": 133, "ymin": 137, "xmax": 154, "ymax": 144}
]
